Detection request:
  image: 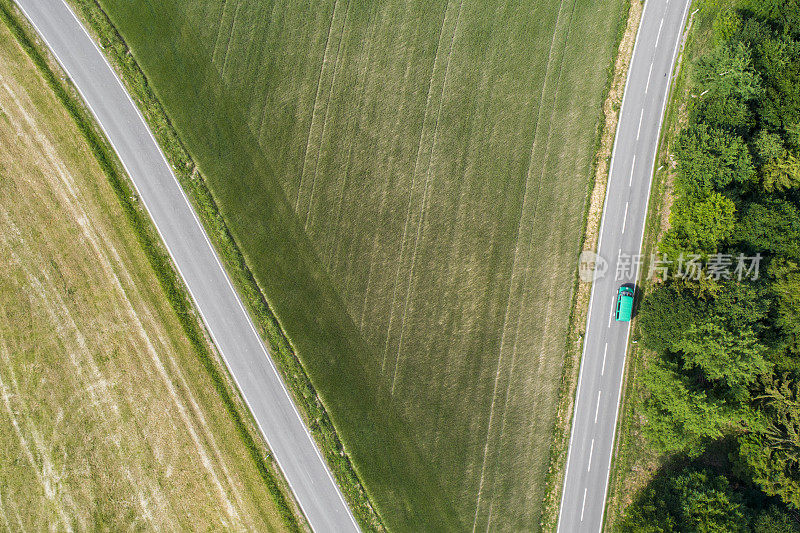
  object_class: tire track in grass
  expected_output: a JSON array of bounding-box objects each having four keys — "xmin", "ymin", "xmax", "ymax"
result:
[
  {"xmin": 351, "ymin": 9, "xmax": 418, "ymax": 332},
  {"xmin": 389, "ymin": 0, "xmax": 464, "ymax": 394},
  {"xmin": 0, "ymin": 95, "xmax": 171, "ymax": 527},
  {"xmin": 198, "ymin": 0, "xmax": 221, "ymax": 51},
  {"xmin": 209, "ymin": 0, "xmax": 230, "ymax": 67},
  {"xmin": 91, "ymin": 213, "xmax": 250, "ymax": 518},
  {"xmin": 295, "ymin": 0, "xmax": 341, "ymax": 211},
  {"xmin": 381, "ymin": 0, "xmax": 452, "ymax": 373},
  {"xmin": 103, "ymin": 251, "xmax": 249, "ymax": 523},
  {"xmin": 220, "ymin": 0, "xmax": 243, "ymax": 79},
  {"xmin": 0, "ymin": 236, "xmax": 161, "ymax": 530},
  {"xmin": 0, "ymin": 359, "xmax": 74, "ymax": 531},
  {"xmin": 255, "ymin": 0, "xmax": 284, "ymax": 143},
  {"xmin": 469, "ymin": 0, "xmax": 570, "ymax": 528},
  {"xmin": 478, "ymin": 2, "xmax": 578, "ymax": 527},
  {"xmin": 0, "ymin": 488, "xmax": 10, "ymax": 531},
  {"xmin": 347, "ymin": 1, "xmax": 440, "ymax": 333},
  {"xmin": 1, "ymin": 165, "xmax": 245, "ymax": 530},
  {"xmin": 406, "ymin": 53, "xmax": 487, "ymax": 464},
  {"xmin": 304, "ymin": 0, "xmax": 353, "ymax": 231},
  {"xmin": 2, "ymin": 183, "xmax": 241, "ymax": 527},
  {"xmin": 325, "ymin": 3, "xmax": 378, "ymax": 274},
  {"xmin": 168, "ymin": 356, "xmax": 250, "ymax": 514},
  {"xmin": 323, "ymin": 4, "xmax": 415, "ymax": 322},
  {"xmin": 0, "ymin": 486, "xmax": 23, "ymax": 531},
  {"xmin": 405, "ymin": 0, "xmax": 506, "ymax": 440},
  {"xmin": 237, "ymin": 3, "xmax": 274, "ymax": 115}
]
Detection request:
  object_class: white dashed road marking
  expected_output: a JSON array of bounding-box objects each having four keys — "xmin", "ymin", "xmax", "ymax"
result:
[
  {"xmin": 655, "ymin": 18, "xmax": 664, "ymax": 47},
  {"xmin": 629, "ymin": 155, "xmax": 636, "ymax": 185},
  {"xmin": 580, "ymin": 488, "xmax": 588, "ymax": 522},
  {"xmin": 601, "ymin": 343, "xmax": 608, "ymax": 376},
  {"xmin": 621, "ymin": 202, "xmax": 629, "ymax": 234},
  {"xmin": 594, "ymin": 390, "xmax": 602, "ymax": 424},
  {"xmin": 636, "ymin": 109, "xmax": 644, "ymax": 140}
]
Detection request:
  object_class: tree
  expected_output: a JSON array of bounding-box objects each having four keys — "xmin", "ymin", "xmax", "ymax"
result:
[
  {"xmin": 787, "ymin": 121, "xmax": 800, "ymax": 152},
  {"xmin": 639, "ymin": 283, "xmax": 708, "ymax": 353},
  {"xmin": 674, "ymin": 471, "xmax": 749, "ymax": 533},
  {"xmin": 695, "ymin": 42, "xmax": 762, "ymax": 101},
  {"xmin": 763, "ymin": 152, "xmax": 800, "ymax": 192},
  {"xmin": 711, "ymin": 8, "xmax": 742, "ymax": 48},
  {"xmin": 675, "ymin": 125, "xmax": 756, "ymax": 196},
  {"xmin": 734, "ymin": 200, "xmax": 800, "ymax": 261},
  {"xmin": 752, "ymin": 506, "xmax": 800, "ymax": 532},
  {"xmin": 621, "ymin": 469, "xmax": 749, "ymax": 533},
  {"xmin": 694, "ymin": 91, "xmax": 757, "ymax": 136},
  {"xmin": 770, "ymin": 258, "xmax": 800, "ymax": 337},
  {"xmin": 692, "ymin": 41, "xmax": 761, "ymax": 136},
  {"xmin": 737, "ymin": 374, "xmax": 800, "ymax": 510},
  {"xmin": 660, "ymin": 192, "xmax": 736, "ymax": 259},
  {"xmin": 710, "ymin": 280, "xmax": 769, "ymax": 333},
  {"xmin": 753, "ymin": 129, "xmax": 786, "ymax": 164},
  {"xmin": 642, "ymin": 360, "xmax": 739, "ymax": 457},
  {"xmin": 743, "ymin": 0, "xmax": 800, "ymax": 36},
  {"xmin": 754, "ymin": 36, "xmax": 800, "ymax": 135},
  {"xmin": 675, "ymin": 319, "xmax": 770, "ymax": 395}
]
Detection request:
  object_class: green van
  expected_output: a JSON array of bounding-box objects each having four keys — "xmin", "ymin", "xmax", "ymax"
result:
[{"xmin": 615, "ymin": 286, "xmax": 634, "ymax": 322}]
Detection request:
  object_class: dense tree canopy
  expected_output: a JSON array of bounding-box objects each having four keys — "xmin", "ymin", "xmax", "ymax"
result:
[
  {"xmin": 661, "ymin": 192, "xmax": 737, "ymax": 258},
  {"xmin": 735, "ymin": 200, "xmax": 800, "ymax": 260},
  {"xmin": 695, "ymin": 42, "xmax": 762, "ymax": 101},
  {"xmin": 675, "ymin": 124, "xmax": 755, "ymax": 196},
  {"xmin": 676, "ymin": 319, "xmax": 769, "ymax": 393},
  {"xmin": 622, "ymin": 465, "xmax": 799, "ymax": 533},
  {"xmin": 737, "ymin": 374, "xmax": 800, "ymax": 509},
  {"xmin": 642, "ymin": 359, "xmax": 742, "ymax": 457},
  {"xmin": 628, "ymin": 2, "xmax": 800, "ymax": 529}
]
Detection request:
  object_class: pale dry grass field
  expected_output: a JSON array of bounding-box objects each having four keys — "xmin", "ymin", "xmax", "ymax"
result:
[{"xmin": 0, "ymin": 21, "xmax": 290, "ymax": 531}]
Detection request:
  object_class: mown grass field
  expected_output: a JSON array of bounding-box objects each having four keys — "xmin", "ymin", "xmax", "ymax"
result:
[
  {"xmin": 0, "ymin": 18, "xmax": 295, "ymax": 530},
  {"xmin": 86, "ymin": 0, "xmax": 627, "ymax": 529}
]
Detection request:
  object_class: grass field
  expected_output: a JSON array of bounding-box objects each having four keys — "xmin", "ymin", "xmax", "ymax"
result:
[
  {"xmin": 0, "ymin": 17, "xmax": 297, "ymax": 531},
  {"xmin": 82, "ymin": 0, "xmax": 627, "ymax": 529}
]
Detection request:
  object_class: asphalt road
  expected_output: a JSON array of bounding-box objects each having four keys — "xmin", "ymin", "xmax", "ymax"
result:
[
  {"xmin": 14, "ymin": 1, "xmax": 360, "ymax": 530},
  {"xmin": 557, "ymin": 0, "xmax": 692, "ymax": 531}
]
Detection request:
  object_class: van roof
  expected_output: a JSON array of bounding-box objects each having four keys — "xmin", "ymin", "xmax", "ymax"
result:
[{"xmin": 616, "ymin": 287, "xmax": 634, "ymax": 321}]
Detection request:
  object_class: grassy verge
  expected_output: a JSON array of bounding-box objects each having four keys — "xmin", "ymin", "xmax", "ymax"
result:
[
  {"xmin": 0, "ymin": 1, "xmax": 302, "ymax": 529},
  {"xmin": 603, "ymin": 4, "xmax": 731, "ymax": 529},
  {"xmin": 539, "ymin": 2, "xmax": 642, "ymax": 530}
]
